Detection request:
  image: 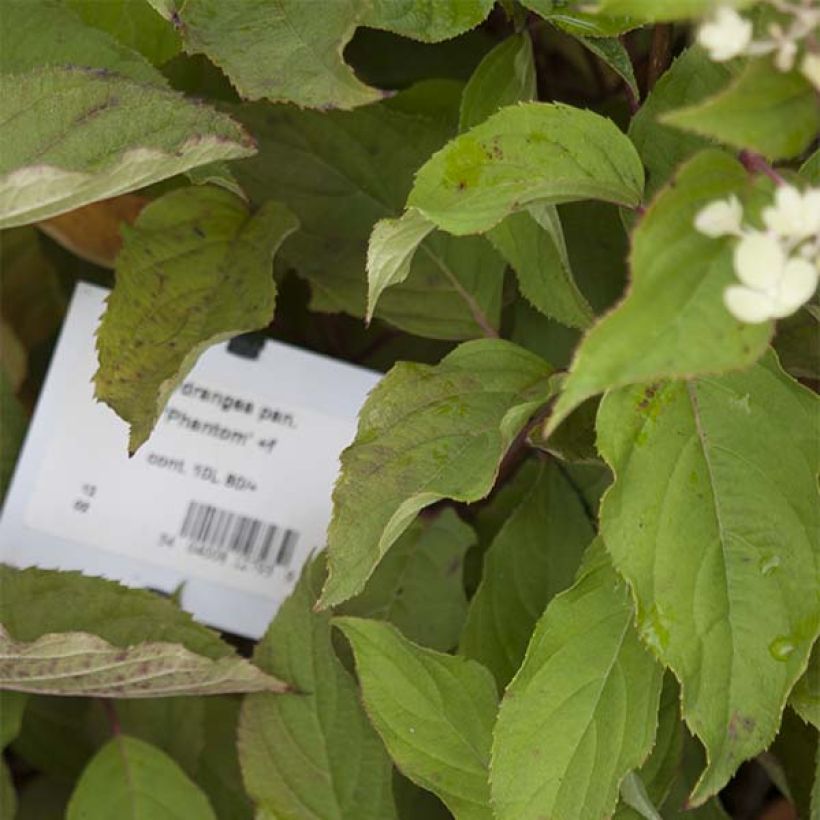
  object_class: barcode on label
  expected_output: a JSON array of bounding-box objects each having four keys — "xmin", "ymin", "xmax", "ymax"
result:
[{"xmin": 179, "ymin": 501, "xmax": 298, "ymax": 568}]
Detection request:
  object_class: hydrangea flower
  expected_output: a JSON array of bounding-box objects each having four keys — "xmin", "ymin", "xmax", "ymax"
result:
[
  {"xmin": 693, "ymin": 195, "xmax": 744, "ymax": 237},
  {"xmin": 697, "ymin": 7, "xmax": 753, "ymax": 61},
  {"xmin": 762, "ymin": 184, "xmax": 820, "ymax": 240}
]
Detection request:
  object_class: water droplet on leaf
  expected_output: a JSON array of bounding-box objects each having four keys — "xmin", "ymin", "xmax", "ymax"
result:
[
  {"xmin": 759, "ymin": 554, "xmax": 781, "ymax": 575},
  {"xmin": 769, "ymin": 636, "xmax": 795, "ymax": 661}
]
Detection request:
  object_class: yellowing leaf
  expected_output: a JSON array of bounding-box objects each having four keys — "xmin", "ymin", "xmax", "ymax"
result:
[{"xmin": 94, "ymin": 186, "xmax": 298, "ymax": 453}]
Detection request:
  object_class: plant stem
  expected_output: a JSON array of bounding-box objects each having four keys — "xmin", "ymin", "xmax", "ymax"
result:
[
  {"xmin": 739, "ymin": 150, "xmax": 787, "ymax": 185},
  {"xmin": 646, "ymin": 24, "xmax": 672, "ymax": 92},
  {"xmin": 101, "ymin": 698, "xmax": 121, "ymax": 736}
]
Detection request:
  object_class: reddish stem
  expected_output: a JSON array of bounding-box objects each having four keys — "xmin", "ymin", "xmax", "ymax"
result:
[{"xmin": 739, "ymin": 150, "xmax": 787, "ymax": 185}]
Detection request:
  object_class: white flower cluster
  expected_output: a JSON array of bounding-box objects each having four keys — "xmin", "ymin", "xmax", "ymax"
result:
[
  {"xmin": 697, "ymin": 2, "xmax": 820, "ymax": 89},
  {"xmin": 694, "ymin": 185, "xmax": 820, "ymax": 323}
]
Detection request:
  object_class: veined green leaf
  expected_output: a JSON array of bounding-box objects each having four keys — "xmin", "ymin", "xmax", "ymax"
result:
[
  {"xmin": 458, "ymin": 33, "xmax": 536, "ymax": 132},
  {"xmin": 491, "ymin": 541, "xmax": 663, "ymax": 820},
  {"xmin": 522, "ymin": 0, "xmax": 636, "ymax": 36},
  {"xmin": 597, "ymin": 352, "xmax": 820, "ymax": 804},
  {"xmin": 459, "ymin": 460, "xmax": 593, "ymax": 688},
  {"xmin": 408, "ymin": 102, "xmax": 645, "ymax": 234},
  {"xmin": 335, "ymin": 616, "xmax": 498, "ymax": 820},
  {"xmin": 339, "ymin": 508, "xmax": 475, "ymax": 651},
  {"xmin": 0, "ymin": 0, "xmax": 167, "ymax": 84},
  {"xmin": 548, "ymin": 150, "xmax": 771, "ymax": 435},
  {"xmin": 629, "ymin": 47, "xmax": 731, "ymax": 198},
  {"xmin": 233, "ymin": 83, "xmax": 505, "ymax": 340},
  {"xmin": 487, "ymin": 203, "xmax": 594, "ymax": 329},
  {"xmin": 239, "ymin": 557, "xmax": 396, "ymax": 820},
  {"xmin": 0, "ymin": 627, "xmax": 285, "ymax": 697},
  {"xmin": 0, "ymin": 68, "xmax": 255, "ymax": 229},
  {"xmin": 663, "ymin": 60, "xmax": 820, "ymax": 161},
  {"xmin": 66, "ymin": 736, "xmax": 216, "ymax": 819},
  {"xmin": 150, "ymin": 0, "xmax": 492, "ymax": 110},
  {"xmin": 789, "ymin": 645, "xmax": 819, "ymax": 728},
  {"xmin": 576, "ymin": 36, "xmax": 639, "ymax": 98},
  {"xmin": 318, "ymin": 339, "xmax": 555, "ymax": 608},
  {"xmin": 94, "ymin": 186, "xmax": 297, "ymax": 453}
]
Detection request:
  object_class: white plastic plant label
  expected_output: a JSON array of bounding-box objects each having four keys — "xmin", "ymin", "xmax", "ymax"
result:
[{"xmin": 0, "ymin": 282, "xmax": 382, "ymax": 638}]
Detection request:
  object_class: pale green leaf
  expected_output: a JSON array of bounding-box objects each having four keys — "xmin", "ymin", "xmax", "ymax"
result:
[
  {"xmin": 65, "ymin": 0, "xmax": 182, "ymax": 66},
  {"xmin": 548, "ymin": 150, "xmax": 771, "ymax": 435},
  {"xmin": 663, "ymin": 60, "xmax": 820, "ymax": 161},
  {"xmin": 789, "ymin": 645, "xmax": 819, "ymax": 729},
  {"xmin": 319, "ymin": 339, "xmax": 555, "ymax": 608},
  {"xmin": 360, "ymin": 0, "xmax": 494, "ymax": 41},
  {"xmin": 522, "ymin": 0, "xmax": 636, "ymax": 36},
  {"xmin": 408, "ymin": 102, "xmax": 645, "ymax": 235},
  {"xmin": 67, "ymin": 736, "xmax": 216, "ymax": 819},
  {"xmin": 0, "ymin": 0, "xmax": 166, "ymax": 85},
  {"xmin": 239, "ymin": 557, "xmax": 396, "ymax": 820},
  {"xmin": 629, "ymin": 47, "xmax": 730, "ymax": 198},
  {"xmin": 339, "ymin": 508, "xmax": 475, "ymax": 651},
  {"xmin": 576, "ymin": 36, "xmax": 639, "ymax": 98},
  {"xmin": 366, "ymin": 209, "xmax": 436, "ymax": 322},
  {"xmin": 460, "ymin": 460, "xmax": 593, "ymax": 688},
  {"xmin": 458, "ymin": 33, "xmax": 536, "ymax": 132},
  {"xmin": 94, "ymin": 186, "xmax": 297, "ymax": 453},
  {"xmin": 0, "ymin": 67, "xmax": 255, "ymax": 229},
  {"xmin": 0, "ymin": 626, "xmax": 286, "ymax": 696},
  {"xmin": 491, "ymin": 541, "xmax": 663, "ymax": 820},
  {"xmin": 233, "ymin": 83, "xmax": 505, "ymax": 340},
  {"xmin": 619, "ymin": 773, "xmax": 663, "ymax": 820},
  {"xmin": 487, "ymin": 203, "xmax": 594, "ymax": 329},
  {"xmin": 597, "ymin": 352, "xmax": 820, "ymax": 804},
  {"xmin": 335, "ymin": 616, "xmax": 498, "ymax": 820},
  {"xmin": 0, "ymin": 565, "xmax": 231, "ymax": 659}
]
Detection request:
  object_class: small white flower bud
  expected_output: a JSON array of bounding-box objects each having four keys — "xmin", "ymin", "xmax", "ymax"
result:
[
  {"xmin": 762, "ymin": 185, "xmax": 820, "ymax": 240},
  {"xmin": 697, "ymin": 7, "xmax": 754, "ymax": 62}
]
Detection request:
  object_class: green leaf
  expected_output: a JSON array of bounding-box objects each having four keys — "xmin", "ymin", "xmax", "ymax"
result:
[
  {"xmin": 548, "ymin": 150, "xmax": 771, "ymax": 435},
  {"xmin": 774, "ymin": 308, "xmax": 820, "ymax": 381},
  {"xmin": 408, "ymin": 102, "xmax": 645, "ymax": 235},
  {"xmin": 93, "ymin": 186, "xmax": 297, "ymax": 453},
  {"xmin": 0, "ymin": 67, "xmax": 255, "ymax": 229},
  {"xmin": 458, "ymin": 33, "xmax": 536, "ymax": 132},
  {"xmin": 239, "ymin": 557, "xmax": 397, "ymax": 820},
  {"xmin": 575, "ymin": 36, "xmax": 639, "ymax": 99},
  {"xmin": 0, "ymin": 565, "xmax": 231, "ymax": 658},
  {"xmin": 789, "ymin": 645, "xmax": 819, "ymax": 728},
  {"xmin": 663, "ymin": 60, "xmax": 820, "ymax": 161},
  {"xmin": 65, "ymin": 0, "xmax": 182, "ymax": 66},
  {"xmin": 618, "ymin": 773, "xmax": 662, "ymax": 820},
  {"xmin": 597, "ymin": 352, "xmax": 820, "ymax": 804},
  {"xmin": 769, "ymin": 708, "xmax": 817, "ymax": 819},
  {"xmin": 338, "ymin": 508, "xmax": 475, "ymax": 651},
  {"xmin": 14, "ymin": 775, "xmax": 72, "ymax": 820},
  {"xmin": 0, "ymin": 690, "xmax": 27, "ymax": 748},
  {"xmin": 522, "ymin": 0, "xmax": 636, "ymax": 36},
  {"xmin": 335, "ymin": 616, "xmax": 498, "ymax": 820},
  {"xmin": 800, "ymin": 149, "xmax": 820, "ymax": 184},
  {"xmin": 629, "ymin": 47, "xmax": 731, "ymax": 198},
  {"xmin": 487, "ymin": 204, "xmax": 594, "ymax": 329},
  {"xmin": 152, "ymin": 0, "xmax": 492, "ymax": 110},
  {"xmin": 0, "ymin": 0, "xmax": 167, "ymax": 85},
  {"xmin": 491, "ymin": 541, "xmax": 663, "ymax": 820},
  {"xmin": 319, "ymin": 339, "xmax": 555, "ymax": 608},
  {"xmin": 67, "ymin": 736, "xmax": 216, "ymax": 819},
  {"xmin": 233, "ymin": 83, "xmax": 506, "ymax": 340},
  {"xmin": 0, "ymin": 626, "xmax": 286, "ymax": 696},
  {"xmin": 460, "ymin": 460, "xmax": 594, "ymax": 688},
  {"xmin": 594, "ymin": 0, "xmax": 755, "ymax": 22},
  {"xmin": 0, "ymin": 757, "xmax": 15, "ymax": 820},
  {"xmin": 660, "ymin": 734, "xmax": 729, "ymax": 819}
]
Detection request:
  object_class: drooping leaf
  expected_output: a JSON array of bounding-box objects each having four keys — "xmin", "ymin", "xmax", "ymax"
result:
[
  {"xmin": 491, "ymin": 541, "xmax": 663, "ymax": 820},
  {"xmin": 408, "ymin": 102, "xmax": 645, "ymax": 235},
  {"xmin": 0, "ymin": 565, "xmax": 232, "ymax": 658},
  {"xmin": 94, "ymin": 186, "xmax": 297, "ymax": 452},
  {"xmin": 789, "ymin": 645, "xmax": 819, "ymax": 728},
  {"xmin": 0, "ymin": 67, "xmax": 255, "ymax": 228},
  {"xmin": 239, "ymin": 557, "xmax": 397, "ymax": 820},
  {"xmin": 487, "ymin": 203, "xmax": 594, "ymax": 328},
  {"xmin": 66, "ymin": 735, "xmax": 217, "ymax": 819},
  {"xmin": 339, "ymin": 508, "xmax": 475, "ymax": 651},
  {"xmin": 663, "ymin": 60, "xmax": 820, "ymax": 161},
  {"xmin": 597, "ymin": 352, "xmax": 820, "ymax": 804},
  {"xmin": 458, "ymin": 33, "xmax": 537, "ymax": 132},
  {"xmin": 460, "ymin": 460, "xmax": 593, "ymax": 688},
  {"xmin": 522, "ymin": 0, "xmax": 636, "ymax": 36},
  {"xmin": 233, "ymin": 83, "xmax": 506, "ymax": 340},
  {"xmin": 65, "ymin": 0, "xmax": 182, "ymax": 66},
  {"xmin": 0, "ymin": 627, "xmax": 285, "ymax": 696},
  {"xmin": 150, "ymin": 0, "xmax": 492, "ymax": 110},
  {"xmin": 547, "ymin": 150, "xmax": 771, "ymax": 435},
  {"xmin": 318, "ymin": 339, "xmax": 555, "ymax": 608},
  {"xmin": 335, "ymin": 616, "xmax": 498, "ymax": 820},
  {"xmin": 0, "ymin": 0, "xmax": 167, "ymax": 85},
  {"xmin": 38, "ymin": 193, "xmax": 148, "ymax": 268},
  {"xmin": 629, "ymin": 47, "xmax": 730, "ymax": 197},
  {"xmin": 575, "ymin": 36, "xmax": 639, "ymax": 99}
]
